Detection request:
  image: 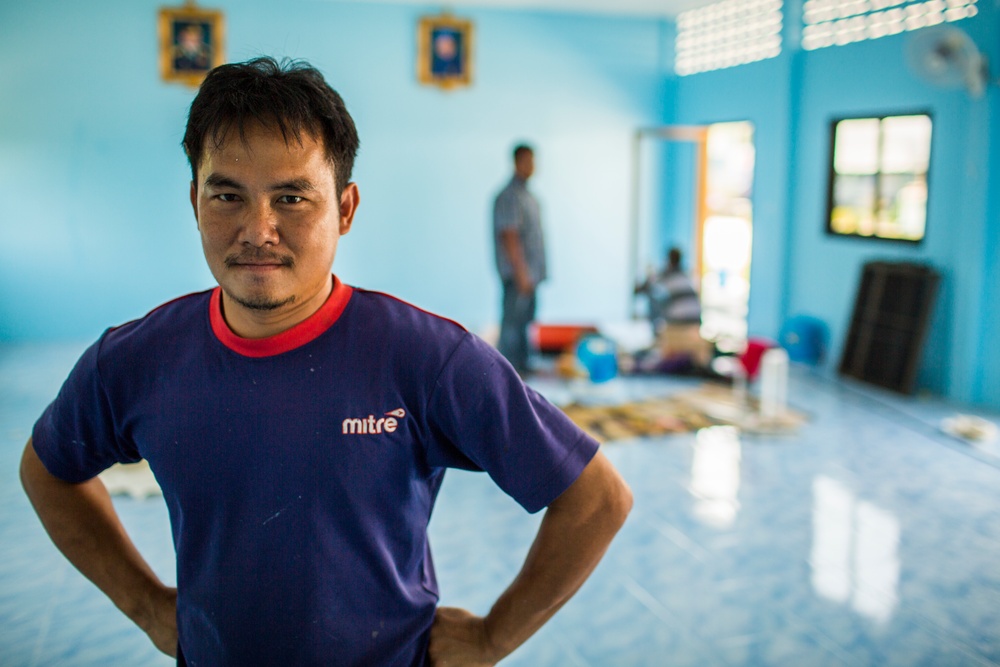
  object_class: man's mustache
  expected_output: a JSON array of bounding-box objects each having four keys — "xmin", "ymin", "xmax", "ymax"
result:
[{"xmin": 224, "ymin": 251, "xmax": 294, "ymax": 268}]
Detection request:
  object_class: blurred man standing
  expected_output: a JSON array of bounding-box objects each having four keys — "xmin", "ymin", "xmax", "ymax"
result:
[{"xmin": 493, "ymin": 144, "xmax": 546, "ymax": 375}]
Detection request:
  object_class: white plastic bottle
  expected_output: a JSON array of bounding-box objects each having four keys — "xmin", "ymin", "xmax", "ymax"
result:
[{"xmin": 759, "ymin": 347, "xmax": 789, "ymax": 421}]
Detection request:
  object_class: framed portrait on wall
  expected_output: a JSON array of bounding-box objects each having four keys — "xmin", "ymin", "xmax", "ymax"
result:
[
  {"xmin": 417, "ymin": 14, "xmax": 474, "ymax": 90},
  {"xmin": 158, "ymin": 3, "xmax": 225, "ymax": 87}
]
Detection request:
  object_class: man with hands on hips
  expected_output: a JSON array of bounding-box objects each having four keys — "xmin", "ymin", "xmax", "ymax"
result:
[{"xmin": 21, "ymin": 57, "xmax": 632, "ymax": 666}]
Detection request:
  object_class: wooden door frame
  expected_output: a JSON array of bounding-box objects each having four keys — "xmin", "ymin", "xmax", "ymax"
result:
[{"xmin": 629, "ymin": 125, "xmax": 709, "ymax": 318}]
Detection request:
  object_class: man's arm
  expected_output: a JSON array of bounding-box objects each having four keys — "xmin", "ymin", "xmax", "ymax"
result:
[
  {"xmin": 20, "ymin": 440, "xmax": 178, "ymax": 656},
  {"xmin": 500, "ymin": 229, "xmax": 534, "ymax": 295},
  {"xmin": 428, "ymin": 448, "xmax": 633, "ymax": 665}
]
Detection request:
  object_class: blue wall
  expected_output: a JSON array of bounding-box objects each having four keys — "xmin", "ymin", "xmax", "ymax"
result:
[
  {"xmin": 667, "ymin": 3, "xmax": 999, "ymax": 407},
  {"xmin": 974, "ymin": 18, "xmax": 1000, "ymax": 408},
  {"xmin": 0, "ymin": 0, "xmax": 669, "ymax": 341},
  {"xmin": 2, "ymin": 0, "xmax": 998, "ymax": 409}
]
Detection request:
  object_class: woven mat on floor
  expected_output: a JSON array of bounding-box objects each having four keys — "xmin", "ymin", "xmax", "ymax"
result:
[{"xmin": 560, "ymin": 384, "xmax": 807, "ymax": 443}]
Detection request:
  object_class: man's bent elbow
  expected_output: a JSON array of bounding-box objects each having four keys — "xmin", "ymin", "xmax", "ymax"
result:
[
  {"xmin": 552, "ymin": 450, "xmax": 633, "ymax": 537},
  {"xmin": 585, "ymin": 465, "xmax": 633, "ymax": 538},
  {"xmin": 607, "ymin": 476, "xmax": 633, "ymax": 533}
]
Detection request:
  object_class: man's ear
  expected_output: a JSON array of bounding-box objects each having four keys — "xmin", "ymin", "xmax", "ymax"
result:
[
  {"xmin": 338, "ymin": 182, "xmax": 360, "ymax": 235},
  {"xmin": 190, "ymin": 181, "xmax": 199, "ymax": 228}
]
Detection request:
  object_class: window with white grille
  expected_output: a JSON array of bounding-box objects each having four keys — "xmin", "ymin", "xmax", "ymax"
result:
[
  {"xmin": 675, "ymin": 0, "xmax": 784, "ymax": 76},
  {"xmin": 802, "ymin": 0, "xmax": 979, "ymax": 50}
]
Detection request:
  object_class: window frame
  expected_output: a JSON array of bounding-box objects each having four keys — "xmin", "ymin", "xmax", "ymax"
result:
[{"xmin": 824, "ymin": 111, "xmax": 933, "ymax": 245}]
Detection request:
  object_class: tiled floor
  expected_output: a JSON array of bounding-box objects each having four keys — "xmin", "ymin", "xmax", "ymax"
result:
[{"xmin": 1, "ymin": 342, "xmax": 999, "ymax": 666}]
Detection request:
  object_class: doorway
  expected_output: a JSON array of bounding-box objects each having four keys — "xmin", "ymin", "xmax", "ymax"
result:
[
  {"xmin": 629, "ymin": 121, "xmax": 755, "ymax": 350},
  {"xmin": 701, "ymin": 121, "xmax": 755, "ymax": 347}
]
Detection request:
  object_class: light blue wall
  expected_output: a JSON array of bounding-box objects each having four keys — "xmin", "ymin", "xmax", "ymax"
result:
[
  {"xmin": 0, "ymin": 1, "xmax": 205, "ymax": 341},
  {"xmin": 0, "ymin": 0, "xmax": 669, "ymax": 341},
  {"xmin": 3, "ymin": 0, "xmax": 998, "ymax": 409},
  {"xmin": 974, "ymin": 18, "xmax": 1000, "ymax": 408},
  {"xmin": 668, "ymin": 3, "xmax": 999, "ymax": 407}
]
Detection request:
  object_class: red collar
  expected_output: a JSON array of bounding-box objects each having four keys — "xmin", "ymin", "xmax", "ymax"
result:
[{"xmin": 209, "ymin": 276, "xmax": 353, "ymax": 357}]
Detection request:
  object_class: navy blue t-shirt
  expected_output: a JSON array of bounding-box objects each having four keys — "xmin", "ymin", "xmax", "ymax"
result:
[{"xmin": 32, "ymin": 277, "xmax": 599, "ymax": 666}]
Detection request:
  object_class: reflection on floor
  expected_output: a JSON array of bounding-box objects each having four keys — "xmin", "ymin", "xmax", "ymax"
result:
[{"xmin": 1, "ymin": 342, "xmax": 999, "ymax": 666}]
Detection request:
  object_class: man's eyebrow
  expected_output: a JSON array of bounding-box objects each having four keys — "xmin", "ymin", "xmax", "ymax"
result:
[
  {"xmin": 203, "ymin": 174, "xmax": 244, "ymax": 190},
  {"xmin": 271, "ymin": 179, "xmax": 317, "ymax": 192},
  {"xmin": 201, "ymin": 175, "xmax": 317, "ymax": 192}
]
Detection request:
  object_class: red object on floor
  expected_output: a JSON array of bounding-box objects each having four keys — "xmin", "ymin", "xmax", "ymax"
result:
[
  {"xmin": 532, "ymin": 324, "xmax": 599, "ymax": 353},
  {"xmin": 741, "ymin": 337, "xmax": 777, "ymax": 380}
]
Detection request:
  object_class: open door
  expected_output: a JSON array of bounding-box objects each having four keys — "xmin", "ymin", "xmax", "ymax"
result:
[
  {"xmin": 701, "ymin": 121, "xmax": 755, "ymax": 347},
  {"xmin": 630, "ymin": 122, "xmax": 755, "ymax": 350}
]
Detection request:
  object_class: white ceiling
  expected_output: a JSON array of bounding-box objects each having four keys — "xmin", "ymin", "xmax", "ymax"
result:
[{"xmin": 331, "ymin": 0, "xmax": 715, "ymax": 19}]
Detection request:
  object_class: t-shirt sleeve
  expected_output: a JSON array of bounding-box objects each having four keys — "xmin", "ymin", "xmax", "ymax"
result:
[
  {"xmin": 31, "ymin": 335, "xmax": 141, "ymax": 483},
  {"xmin": 493, "ymin": 189, "xmax": 522, "ymax": 233},
  {"xmin": 424, "ymin": 333, "xmax": 599, "ymax": 513}
]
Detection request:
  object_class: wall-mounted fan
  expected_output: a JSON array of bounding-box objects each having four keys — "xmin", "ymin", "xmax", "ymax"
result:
[{"xmin": 906, "ymin": 25, "xmax": 993, "ymax": 98}]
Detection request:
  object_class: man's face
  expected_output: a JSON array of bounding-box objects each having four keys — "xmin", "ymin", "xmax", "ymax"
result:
[
  {"xmin": 179, "ymin": 26, "xmax": 202, "ymax": 52},
  {"xmin": 434, "ymin": 33, "xmax": 457, "ymax": 61},
  {"xmin": 191, "ymin": 123, "xmax": 358, "ymax": 330},
  {"xmin": 515, "ymin": 151, "xmax": 534, "ymax": 180}
]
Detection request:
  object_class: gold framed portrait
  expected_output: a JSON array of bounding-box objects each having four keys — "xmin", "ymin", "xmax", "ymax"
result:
[
  {"xmin": 417, "ymin": 14, "xmax": 474, "ymax": 90},
  {"xmin": 158, "ymin": 3, "xmax": 226, "ymax": 87}
]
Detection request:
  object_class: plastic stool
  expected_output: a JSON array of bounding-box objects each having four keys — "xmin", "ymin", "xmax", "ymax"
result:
[{"xmin": 779, "ymin": 315, "xmax": 828, "ymax": 365}]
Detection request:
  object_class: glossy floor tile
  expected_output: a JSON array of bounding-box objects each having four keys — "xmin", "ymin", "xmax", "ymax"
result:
[{"xmin": 1, "ymin": 342, "xmax": 999, "ymax": 666}]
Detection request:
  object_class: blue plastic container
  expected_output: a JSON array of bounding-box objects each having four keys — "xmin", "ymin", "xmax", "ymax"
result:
[
  {"xmin": 779, "ymin": 315, "xmax": 828, "ymax": 365},
  {"xmin": 576, "ymin": 335, "xmax": 618, "ymax": 383}
]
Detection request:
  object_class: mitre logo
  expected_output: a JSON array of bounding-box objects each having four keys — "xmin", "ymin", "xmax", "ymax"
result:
[{"xmin": 342, "ymin": 408, "xmax": 407, "ymax": 435}]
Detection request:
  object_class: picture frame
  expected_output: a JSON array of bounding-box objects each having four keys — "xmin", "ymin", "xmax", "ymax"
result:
[
  {"xmin": 417, "ymin": 14, "xmax": 474, "ymax": 90},
  {"xmin": 158, "ymin": 3, "xmax": 225, "ymax": 87}
]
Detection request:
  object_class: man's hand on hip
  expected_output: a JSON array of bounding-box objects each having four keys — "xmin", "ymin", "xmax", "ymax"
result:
[
  {"xmin": 140, "ymin": 585, "xmax": 179, "ymax": 657},
  {"xmin": 428, "ymin": 606, "xmax": 501, "ymax": 666}
]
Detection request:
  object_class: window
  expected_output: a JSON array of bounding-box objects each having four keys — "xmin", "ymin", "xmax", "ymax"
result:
[
  {"xmin": 826, "ymin": 113, "xmax": 932, "ymax": 243},
  {"xmin": 802, "ymin": 0, "xmax": 978, "ymax": 51},
  {"xmin": 675, "ymin": 0, "xmax": 783, "ymax": 76}
]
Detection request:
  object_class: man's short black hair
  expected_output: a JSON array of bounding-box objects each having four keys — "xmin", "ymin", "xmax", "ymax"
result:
[
  {"xmin": 183, "ymin": 57, "xmax": 360, "ymax": 194},
  {"xmin": 667, "ymin": 247, "xmax": 683, "ymax": 269},
  {"xmin": 513, "ymin": 144, "xmax": 534, "ymax": 161}
]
